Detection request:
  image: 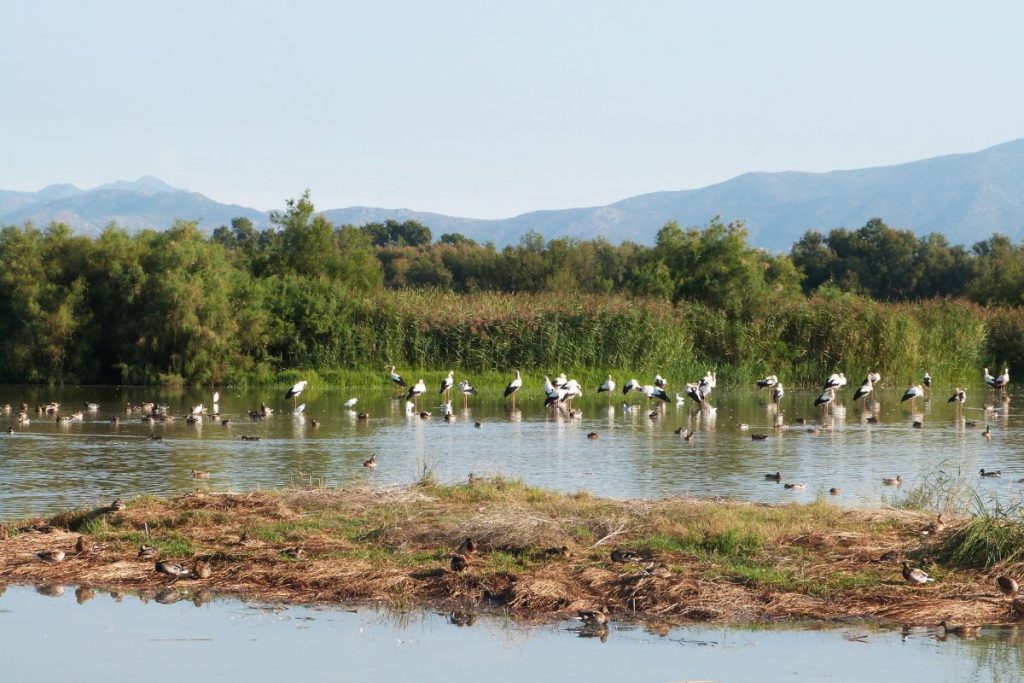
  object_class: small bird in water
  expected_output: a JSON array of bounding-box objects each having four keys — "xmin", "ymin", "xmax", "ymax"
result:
[
  {"xmin": 764, "ymin": 471, "xmax": 782, "ymax": 481},
  {"xmin": 882, "ymin": 475, "xmax": 902, "ymax": 486},
  {"xmin": 983, "ymin": 424, "xmax": 991, "ymax": 440},
  {"xmin": 938, "ymin": 619, "xmax": 978, "ymax": 637},
  {"xmin": 751, "ymin": 434, "xmax": 769, "ymax": 441},
  {"xmin": 829, "ymin": 487, "xmax": 841, "ymax": 496},
  {"xmin": 363, "ymin": 453, "xmax": 377, "ymax": 469},
  {"xmin": 240, "ymin": 435, "xmax": 261, "ymax": 441},
  {"xmin": 36, "ymin": 549, "xmax": 65, "ymax": 563},
  {"xmin": 901, "ymin": 560, "xmax": 934, "ymax": 585},
  {"xmin": 980, "ymin": 468, "xmax": 1002, "ymax": 477},
  {"xmin": 576, "ymin": 607, "xmax": 609, "ymax": 625},
  {"xmin": 587, "ymin": 432, "xmax": 600, "ymax": 440},
  {"xmin": 191, "ymin": 469, "xmax": 210, "ymax": 479},
  {"xmin": 783, "ymin": 482, "xmax": 806, "ymax": 489}
]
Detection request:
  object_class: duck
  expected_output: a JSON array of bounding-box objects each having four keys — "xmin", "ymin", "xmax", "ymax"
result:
[
  {"xmin": 764, "ymin": 471, "xmax": 782, "ymax": 481},
  {"xmin": 829, "ymin": 487, "xmax": 841, "ymax": 496},
  {"xmin": 921, "ymin": 513, "xmax": 945, "ymax": 535},
  {"xmin": 997, "ymin": 575, "xmax": 1019, "ymax": 598},
  {"xmin": 938, "ymin": 620, "xmax": 979, "ymax": 637},
  {"xmin": 191, "ymin": 560, "xmax": 212, "ymax": 579},
  {"xmin": 155, "ymin": 560, "xmax": 190, "ymax": 578},
  {"xmin": 544, "ymin": 546, "xmax": 571, "ymax": 558},
  {"xmin": 75, "ymin": 535, "xmax": 93, "ymax": 554},
  {"xmin": 576, "ymin": 607, "xmax": 609, "ymax": 625},
  {"xmin": 450, "ymin": 554, "xmax": 470, "ymax": 572},
  {"xmin": 882, "ymin": 475, "xmax": 903, "ymax": 486},
  {"xmin": 240, "ymin": 435, "xmax": 261, "ymax": 441},
  {"xmin": 980, "ymin": 468, "xmax": 1002, "ymax": 478},
  {"xmin": 610, "ymin": 549, "xmax": 643, "ymax": 563},
  {"xmin": 456, "ymin": 537, "xmax": 479, "ymax": 555},
  {"xmin": 644, "ymin": 562, "xmax": 673, "ymax": 579},
  {"xmin": 138, "ymin": 544, "xmax": 159, "ymax": 559},
  {"xmin": 901, "ymin": 560, "xmax": 934, "ymax": 585},
  {"xmin": 587, "ymin": 432, "xmax": 600, "ymax": 440},
  {"xmin": 191, "ymin": 469, "xmax": 210, "ymax": 479},
  {"xmin": 783, "ymin": 482, "xmax": 806, "ymax": 489},
  {"xmin": 36, "ymin": 549, "xmax": 65, "ymax": 562},
  {"xmin": 983, "ymin": 424, "xmax": 991, "ymax": 440},
  {"xmin": 474, "ymin": 421, "xmax": 482, "ymax": 428},
  {"xmin": 736, "ymin": 423, "xmax": 749, "ymax": 431},
  {"xmin": 363, "ymin": 453, "xmax": 377, "ymax": 468},
  {"xmin": 283, "ymin": 547, "xmax": 305, "ymax": 559},
  {"xmin": 357, "ymin": 412, "xmax": 369, "ymax": 421},
  {"xmin": 751, "ymin": 434, "xmax": 769, "ymax": 441},
  {"xmin": 110, "ymin": 498, "xmax": 126, "ymax": 512}
]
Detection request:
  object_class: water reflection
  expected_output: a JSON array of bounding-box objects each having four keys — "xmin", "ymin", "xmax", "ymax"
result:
[
  {"xmin": 0, "ymin": 584, "xmax": 1022, "ymax": 682},
  {"xmin": 2, "ymin": 384, "xmax": 1024, "ymax": 516}
]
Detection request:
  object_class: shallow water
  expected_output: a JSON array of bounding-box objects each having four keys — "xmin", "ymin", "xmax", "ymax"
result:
[
  {"xmin": 1, "ymin": 584, "xmax": 1021, "ymax": 682},
  {"xmin": 0, "ymin": 382, "xmax": 1020, "ymax": 516}
]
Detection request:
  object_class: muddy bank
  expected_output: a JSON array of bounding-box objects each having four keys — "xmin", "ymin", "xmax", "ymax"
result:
[{"xmin": 0, "ymin": 479, "xmax": 1019, "ymax": 627}]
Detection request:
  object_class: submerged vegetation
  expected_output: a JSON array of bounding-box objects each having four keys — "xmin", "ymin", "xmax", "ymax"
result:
[
  {"xmin": 2, "ymin": 480, "xmax": 1021, "ymax": 626},
  {"xmin": 1, "ymin": 191, "xmax": 1023, "ymax": 385}
]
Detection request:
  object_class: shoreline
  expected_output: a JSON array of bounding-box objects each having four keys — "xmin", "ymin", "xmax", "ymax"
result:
[{"xmin": 1, "ymin": 480, "xmax": 1019, "ymax": 628}]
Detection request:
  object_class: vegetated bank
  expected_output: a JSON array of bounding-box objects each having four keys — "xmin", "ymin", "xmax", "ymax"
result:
[{"xmin": 1, "ymin": 479, "xmax": 1020, "ymax": 628}]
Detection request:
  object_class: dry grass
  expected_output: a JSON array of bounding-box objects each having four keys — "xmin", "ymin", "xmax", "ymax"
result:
[{"xmin": 0, "ymin": 479, "xmax": 1019, "ymax": 628}]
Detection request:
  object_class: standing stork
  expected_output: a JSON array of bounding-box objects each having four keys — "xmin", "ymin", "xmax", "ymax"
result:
[
  {"xmin": 561, "ymin": 379, "xmax": 583, "ymax": 411},
  {"xmin": 923, "ymin": 372, "xmax": 932, "ymax": 391},
  {"xmin": 458, "ymin": 379, "xmax": 477, "ymax": 409},
  {"xmin": 439, "ymin": 371, "xmax": 455, "ymax": 401},
  {"xmin": 772, "ymin": 383, "xmax": 784, "ymax": 405},
  {"xmin": 867, "ymin": 371, "xmax": 881, "ymax": 385},
  {"xmin": 598, "ymin": 375, "xmax": 616, "ymax": 405},
  {"xmin": 853, "ymin": 376, "xmax": 874, "ymax": 408},
  {"xmin": 654, "ymin": 374, "xmax": 667, "ymax": 390},
  {"xmin": 285, "ymin": 380, "xmax": 307, "ymax": 410},
  {"xmin": 622, "ymin": 378, "xmax": 640, "ymax": 396},
  {"xmin": 900, "ymin": 384, "xmax": 925, "ymax": 412},
  {"xmin": 503, "ymin": 370, "xmax": 523, "ymax": 408},
  {"xmin": 553, "ymin": 373, "xmax": 568, "ymax": 390},
  {"xmin": 993, "ymin": 367, "xmax": 1010, "ymax": 396},
  {"xmin": 406, "ymin": 379, "xmax": 427, "ymax": 408},
  {"xmin": 814, "ymin": 387, "xmax": 835, "ymax": 413},
  {"xmin": 823, "ymin": 372, "xmax": 847, "ymax": 391},
  {"xmin": 389, "ymin": 366, "xmax": 407, "ymax": 394},
  {"xmin": 756, "ymin": 375, "xmax": 778, "ymax": 389},
  {"xmin": 948, "ymin": 387, "xmax": 966, "ymax": 414}
]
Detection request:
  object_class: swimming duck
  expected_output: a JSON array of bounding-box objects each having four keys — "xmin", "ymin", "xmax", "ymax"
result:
[
  {"xmin": 363, "ymin": 453, "xmax": 377, "ymax": 468},
  {"xmin": 764, "ymin": 472, "xmax": 782, "ymax": 481},
  {"xmin": 750, "ymin": 434, "xmax": 769, "ymax": 441},
  {"xmin": 456, "ymin": 537, "xmax": 479, "ymax": 555},
  {"xmin": 240, "ymin": 435, "xmax": 261, "ymax": 441},
  {"xmin": 997, "ymin": 575, "xmax": 1019, "ymax": 598},
  {"xmin": 138, "ymin": 544, "xmax": 159, "ymax": 559},
  {"xmin": 983, "ymin": 424, "xmax": 991, "ymax": 440},
  {"xmin": 901, "ymin": 560, "xmax": 934, "ymax": 585},
  {"xmin": 36, "ymin": 549, "xmax": 65, "ymax": 562},
  {"xmin": 736, "ymin": 423, "xmax": 749, "ymax": 431},
  {"xmin": 576, "ymin": 607, "xmax": 609, "ymax": 625},
  {"xmin": 191, "ymin": 469, "xmax": 210, "ymax": 479},
  {"xmin": 419, "ymin": 411, "xmax": 431, "ymax": 419},
  {"xmin": 221, "ymin": 419, "xmax": 231, "ymax": 426},
  {"xmin": 357, "ymin": 412, "xmax": 369, "ymax": 421},
  {"xmin": 474, "ymin": 421, "xmax": 482, "ymax": 428},
  {"xmin": 783, "ymin": 482, "xmax": 806, "ymax": 489},
  {"xmin": 882, "ymin": 475, "xmax": 902, "ymax": 486},
  {"xmin": 829, "ymin": 487, "xmax": 841, "ymax": 496},
  {"xmin": 587, "ymin": 432, "xmax": 600, "ymax": 440},
  {"xmin": 110, "ymin": 498, "xmax": 126, "ymax": 511},
  {"xmin": 938, "ymin": 620, "xmax": 979, "ymax": 637},
  {"xmin": 980, "ymin": 468, "xmax": 1002, "ymax": 477},
  {"xmin": 450, "ymin": 554, "xmax": 470, "ymax": 572}
]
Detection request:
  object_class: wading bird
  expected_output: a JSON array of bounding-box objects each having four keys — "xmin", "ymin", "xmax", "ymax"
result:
[
  {"xmin": 388, "ymin": 365, "xmax": 407, "ymax": 391},
  {"xmin": 824, "ymin": 372, "xmax": 847, "ymax": 391},
  {"xmin": 814, "ymin": 387, "xmax": 835, "ymax": 413},
  {"xmin": 948, "ymin": 388, "xmax": 966, "ymax": 413},
  {"xmin": 343, "ymin": 397, "xmax": 358, "ymax": 409},
  {"xmin": 406, "ymin": 379, "xmax": 427, "ymax": 407},
  {"xmin": 853, "ymin": 376, "xmax": 874, "ymax": 407},
  {"xmin": 503, "ymin": 370, "xmax": 522, "ymax": 408},
  {"xmin": 597, "ymin": 375, "xmax": 616, "ymax": 405},
  {"xmin": 285, "ymin": 380, "xmax": 307, "ymax": 409},
  {"xmin": 622, "ymin": 378, "xmax": 640, "ymax": 396},
  {"xmin": 756, "ymin": 375, "xmax": 778, "ymax": 389},
  {"xmin": 458, "ymin": 379, "xmax": 477, "ymax": 408},
  {"xmin": 772, "ymin": 382, "xmax": 784, "ymax": 405},
  {"xmin": 439, "ymin": 371, "xmax": 454, "ymax": 401},
  {"xmin": 901, "ymin": 384, "xmax": 925, "ymax": 411}
]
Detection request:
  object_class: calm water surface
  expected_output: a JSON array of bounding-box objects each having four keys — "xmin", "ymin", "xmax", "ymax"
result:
[
  {"xmin": 1, "ymin": 584, "xmax": 1021, "ymax": 682},
  {"xmin": 1, "ymin": 382, "xmax": 1021, "ymax": 516}
]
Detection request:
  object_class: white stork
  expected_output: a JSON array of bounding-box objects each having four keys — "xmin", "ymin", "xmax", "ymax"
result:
[
  {"xmin": 439, "ymin": 371, "xmax": 454, "ymax": 400},
  {"xmin": 948, "ymin": 387, "xmax": 966, "ymax": 414},
  {"xmin": 622, "ymin": 378, "xmax": 640, "ymax": 396},
  {"xmin": 553, "ymin": 373, "xmax": 568, "ymax": 389},
  {"xmin": 654, "ymin": 374, "xmax": 667, "ymax": 389},
  {"xmin": 852, "ymin": 376, "xmax": 874, "ymax": 407},
  {"xmin": 285, "ymin": 380, "xmax": 307, "ymax": 409},
  {"xmin": 814, "ymin": 387, "xmax": 835, "ymax": 412},
  {"xmin": 640, "ymin": 384, "xmax": 671, "ymax": 404},
  {"xmin": 191, "ymin": 403, "xmax": 205, "ymax": 416},
  {"xmin": 993, "ymin": 367, "xmax": 1010, "ymax": 395},
  {"xmin": 389, "ymin": 365, "xmax": 407, "ymax": 391},
  {"xmin": 458, "ymin": 379, "xmax": 477, "ymax": 408},
  {"xmin": 406, "ymin": 379, "xmax": 427, "ymax": 407},
  {"xmin": 901, "ymin": 384, "xmax": 925, "ymax": 411},
  {"xmin": 685, "ymin": 382, "xmax": 702, "ymax": 405},
  {"xmin": 756, "ymin": 374, "xmax": 778, "ymax": 389},
  {"xmin": 598, "ymin": 375, "xmax": 616, "ymax": 405},
  {"xmin": 823, "ymin": 373, "xmax": 846, "ymax": 391},
  {"xmin": 772, "ymin": 383, "xmax": 784, "ymax": 404},
  {"xmin": 343, "ymin": 397, "xmax": 358, "ymax": 409},
  {"xmin": 923, "ymin": 372, "xmax": 932, "ymax": 389},
  {"xmin": 504, "ymin": 370, "xmax": 523, "ymax": 408},
  {"xmin": 561, "ymin": 379, "xmax": 583, "ymax": 411}
]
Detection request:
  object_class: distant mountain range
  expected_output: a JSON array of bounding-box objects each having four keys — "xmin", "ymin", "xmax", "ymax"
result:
[{"xmin": 5, "ymin": 139, "xmax": 1024, "ymax": 251}]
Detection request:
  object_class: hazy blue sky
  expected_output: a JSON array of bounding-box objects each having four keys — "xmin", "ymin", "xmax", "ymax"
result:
[{"xmin": 2, "ymin": 1, "xmax": 1022, "ymax": 216}]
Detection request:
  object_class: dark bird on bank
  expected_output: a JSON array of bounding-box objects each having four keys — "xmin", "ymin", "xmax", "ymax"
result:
[
  {"xmin": 110, "ymin": 498, "xmax": 126, "ymax": 512},
  {"xmin": 456, "ymin": 537, "xmax": 479, "ymax": 555},
  {"xmin": 450, "ymin": 554, "xmax": 470, "ymax": 572},
  {"xmin": 997, "ymin": 575, "xmax": 1019, "ymax": 598},
  {"xmin": 610, "ymin": 549, "xmax": 644, "ymax": 563}
]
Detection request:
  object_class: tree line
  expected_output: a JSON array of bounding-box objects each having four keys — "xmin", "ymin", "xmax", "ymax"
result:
[{"xmin": 2, "ymin": 190, "xmax": 1024, "ymax": 384}]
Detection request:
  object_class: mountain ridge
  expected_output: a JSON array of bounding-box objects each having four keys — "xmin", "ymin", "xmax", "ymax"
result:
[{"xmin": 4, "ymin": 139, "xmax": 1024, "ymax": 250}]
